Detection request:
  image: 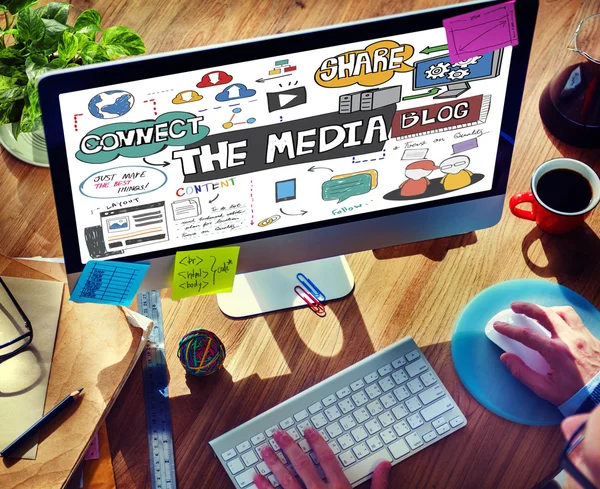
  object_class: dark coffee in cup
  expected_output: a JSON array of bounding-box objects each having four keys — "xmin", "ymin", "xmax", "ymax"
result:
[{"xmin": 536, "ymin": 168, "xmax": 593, "ymax": 213}]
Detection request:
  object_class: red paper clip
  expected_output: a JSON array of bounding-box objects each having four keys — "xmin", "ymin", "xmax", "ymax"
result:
[{"xmin": 294, "ymin": 285, "xmax": 326, "ymax": 317}]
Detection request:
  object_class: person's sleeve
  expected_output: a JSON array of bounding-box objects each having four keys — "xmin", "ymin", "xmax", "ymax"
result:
[{"xmin": 558, "ymin": 371, "xmax": 600, "ymax": 416}]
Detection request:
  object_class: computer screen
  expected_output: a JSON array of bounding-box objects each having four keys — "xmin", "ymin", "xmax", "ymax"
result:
[{"xmin": 40, "ymin": 0, "xmax": 537, "ymax": 287}]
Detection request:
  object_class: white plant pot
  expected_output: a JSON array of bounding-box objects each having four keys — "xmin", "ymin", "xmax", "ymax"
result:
[{"xmin": 0, "ymin": 124, "xmax": 49, "ymax": 167}]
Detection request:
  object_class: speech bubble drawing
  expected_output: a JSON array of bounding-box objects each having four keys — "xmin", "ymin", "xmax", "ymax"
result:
[
  {"xmin": 322, "ymin": 173, "xmax": 374, "ymax": 203},
  {"xmin": 76, "ymin": 111, "xmax": 209, "ymax": 164},
  {"xmin": 79, "ymin": 165, "xmax": 167, "ymax": 199}
]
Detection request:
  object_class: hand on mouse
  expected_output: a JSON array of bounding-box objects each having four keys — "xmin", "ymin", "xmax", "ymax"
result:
[
  {"xmin": 493, "ymin": 301, "xmax": 600, "ymax": 405},
  {"xmin": 253, "ymin": 427, "xmax": 391, "ymax": 489}
]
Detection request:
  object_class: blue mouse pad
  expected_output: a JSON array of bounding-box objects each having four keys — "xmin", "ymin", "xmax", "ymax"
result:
[{"xmin": 451, "ymin": 279, "xmax": 600, "ymax": 426}]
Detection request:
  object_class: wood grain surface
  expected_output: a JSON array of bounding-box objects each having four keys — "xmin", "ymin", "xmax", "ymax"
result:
[{"xmin": 1, "ymin": 0, "xmax": 600, "ymax": 488}]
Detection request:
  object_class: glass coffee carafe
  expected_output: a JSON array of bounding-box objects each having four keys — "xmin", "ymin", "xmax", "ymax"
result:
[{"xmin": 539, "ymin": 13, "xmax": 600, "ymax": 148}]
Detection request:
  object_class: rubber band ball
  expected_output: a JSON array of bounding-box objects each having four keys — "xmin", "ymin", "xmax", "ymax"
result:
[{"xmin": 177, "ymin": 329, "xmax": 226, "ymax": 376}]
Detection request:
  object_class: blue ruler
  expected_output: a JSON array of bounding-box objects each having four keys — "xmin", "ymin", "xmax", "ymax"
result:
[{"xmin": 138, "ymin": 290, "xmax": 177, "ymax": 489}]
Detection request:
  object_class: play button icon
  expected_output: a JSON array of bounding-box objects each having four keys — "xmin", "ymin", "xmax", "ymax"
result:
[{"xmin": 267, "ymin": 86, "xmax": 307, "ymax": 112}]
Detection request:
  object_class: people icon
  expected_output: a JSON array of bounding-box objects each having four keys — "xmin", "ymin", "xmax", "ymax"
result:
[
  {"xmin": 440, "ymin": 155, "xmax": 473, "ymax": 191},
  {"xmin": 399, "ymin": 160, "xmax": 440, "ymax": 197}
]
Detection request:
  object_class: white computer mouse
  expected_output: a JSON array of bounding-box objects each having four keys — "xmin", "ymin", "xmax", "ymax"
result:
[{"xmin": 485, "ymin": 309, "xmax": 552, "ymax": 375}]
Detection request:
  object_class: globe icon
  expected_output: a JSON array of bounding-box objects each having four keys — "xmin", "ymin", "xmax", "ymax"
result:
[{"xmin": 88, "ymin": 90, "xmax": 134, "ymax": 119}]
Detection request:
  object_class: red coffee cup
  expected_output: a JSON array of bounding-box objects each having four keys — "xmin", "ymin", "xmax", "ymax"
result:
[{"xmin": 509, "ymin": 158, "xmax": 600, "ymax": 234}]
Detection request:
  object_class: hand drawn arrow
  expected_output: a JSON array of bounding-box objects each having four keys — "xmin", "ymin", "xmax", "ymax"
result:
[
  {"xmin": 143, "ymin": 157, "xmax": 170, "ymax": 167},
  {"xmin": 308, "ymin": 166, "xmax": 333, "ymax": 172},
  {"xmin": 209, "ymin": 194, "xmax": 219, "ymax": 203},
  {"xmin": 256, "ymin": 74, "xmax": 292, "ymax": 83},
  {"xmin": 280, "ymin": 208, "xmax": 307, "ymax": 216},
  {"xmin": 402, "ymin": 87, "xmax": 441, "ymax": 100},
  {"xmin": 420, "ymin": 44, "xmax": 449, "ymax": 55}
]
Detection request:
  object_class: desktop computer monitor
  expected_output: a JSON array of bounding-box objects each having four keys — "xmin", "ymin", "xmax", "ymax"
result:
[{"xmin": 39, "ymin": 0, "xmax": 538, "ymax": 315}]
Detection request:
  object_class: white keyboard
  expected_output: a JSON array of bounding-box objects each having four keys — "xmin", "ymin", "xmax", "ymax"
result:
[{"xmin": 210, "ymin": 337, "xmax": 466, "ymax": 488}]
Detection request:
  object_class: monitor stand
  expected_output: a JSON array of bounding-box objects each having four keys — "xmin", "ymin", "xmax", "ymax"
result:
[
  {"xmin": 216, "ymin": 256, "xmax": 355, "ymax": 318},
  {"xmin": 434, "ymin": 81, "xmax": 471, "ymax": 99}
]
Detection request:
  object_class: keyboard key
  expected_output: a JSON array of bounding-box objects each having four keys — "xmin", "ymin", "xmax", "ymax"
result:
[
  {"xmin": 339, "ymin": 450, "xmax": 357, "ymax": 467},
  {"xmin": 350, "ymin": 379, "xmax": 365, "ymax": 391},
  {"xmin": 405, "ymin": 432, "xmax": 424, "ymax": 450},
  {"xmin": 366, "ymin": 435, "xmax": 384, "ymax": 451},
  {"xmin": 378, "ymin": 376, "xmax": 395, "ymax": 392},
  {"xmin": 311, "ymin": 413, "xmax": 328, "ymax": 429},
  {"xmin": 405, "ymin": 358, "xmax": 427, "ymax": 377},
  {"xmin": 406, "ymin": 350, "xmax": 420, "ymax": 362},
  {"xmin": 325, "ymin": 406, "xmax": 342, "ymax": 421},
  {"xmin": 378, "ymin": 411, "xmax": 395, "ymax": 427},
  {"xmin": 280, "ymin": 417, "xmax": 294, "ymax": 430},
  {"xmin": 388, "ymin": 439, "xmax": 410, "ymax": 459},
  {"xmin": 336, "ymin": 386, "xmax": 352, "ymax": 399},
  {"xmin": 406, "ymin": 397, "xmax": 423, "ymax": 412},
  {"xmin": 338, "ymin": 433, "xmax": 355, "ymax": 450},
  {"xmin": 353, "ymin": 442, "xmax": 370, "ymax": 459},
  {"xmin": 256, "ymin": 461, "xmax": 272, "ymax": 475},
  {"xmin": 227, "ymin": 457, "xmax": 245, "ymax": 474},
  {"xmin": 297, "ymin": 420, "xmax": 312, "ymax": 435},
  {"xmin": 269, "ymin": 438, "xmax": 280, "ymax": 451},
  {"xmin": 380, "ymin": 428, "xmax": 397, "ymax": 444},
  {"xmin": 276, "ymin": 452, "xmax": 287, "ymax": 464},
  {"xmin": 222, "ymin": 449, "xmax": 236, "ymax": 461},
  {"xmin": 235, "ymin": 468, "xmax": 256, "ymax": 487},
  {"xmin": 318, "ymin": 429, "xmax": 329, "ymax": 441},
  {"xmin": 344, "ymin": 450, "xmax": 394, "ymax": 484},
  {"xmin": 419, "ymin": 384, "xmax": 444, "ymax": 405},
  {"xmin": 436, "ymin": 423, "xmax": 451, "ymax": 435},
  {"xmin": 351, "ymin": 426, "xmax": 369, "ymax": 442},
  {"xmin": 242, "ymin": 450, "xmax": 258, "ymax": 466},
  {"xmin": 326, "ymin": 421, "xmax": 343, "ymax": 438},
  {"xmin": 421, "ymin": 397, "xmax": 454, "ymax": 421},
  {"xmin": 352, "ymin": 391, "xmax": 369, "ymax": 407},
  {"xmin": 407, "ymin": 378, "xmax": 424, "ymax": 394},
  {"xmin": 366, "ymin": 400, "xmax": 384, "ymax": 416},
  {"xmin": 268, "ymin": 474, "xmax": 280, "ymax": 487},
  {"xmin": 328, "ymin": 440, "xmax": 341, "ymax": 454},
  {"xmin": 393, "ymin": 420, "xmax": 410, "ymax": 437},
  {"xmin": 338, "ymin": 398, "xmax": 355, "ymax": 414},
  {"xmin": 251, "ymin": 433, "xmax": 266, "ymax": 445},
  {"xmin": 432, "ymin": 417, "xmax": 446, "ymax": 429},
  {"xmin": 340, "ymin": 415, "xmax": 357, "ymax": 431},
  {"xmin": 236, "ymin": 441, "xmax": 251, "ymax": 453},
  {"xmin": 365, "ymin": 419, "xmax": 382, "ymax": 434},
  {"xmin": 294, "ymin": 410, "xmax": 309, "ymax": 422},
  {"xmin": 322, "ymin": 394, "xmax": 337, "ymax": 406},
  {"xmin": 380, "ymin": 393, "xmax": 397, "ymax": 409},
  {"xmin": 364, "ymin": 371, "xmax": 379, "ymax": 384},
  {"xmin": 286, "ymin": 427, "xmax": 300, "ymax": 441},
  {"xmin": 393, "ymin": 386, "xmax": 410, "ymax": 401},
  {"xmin": 256, "ymin": 443, "xmax": 269, "ymax": 460},
  {"xmin": 392, "ymin": 404, "xmax": 408, "ymax": 420},
  {"xmin": 298, "ymin": 439, "xmax": 311, "ymax": 453},
  {"xmin": 308, "ymin": 402, "xmax": 323, "ymax": 414},
  {"xmin": 423, "ymin": 431, "xmax": 437, "ymax": 442},
  {"xmin": 392, "ymin": 357, "xmax": 407, "ymax": 369},
  {"xmin": 407, "ymin": 413, "xmax": 424, "ymax": 429},
  {"xmin": 420, "ymin": 371, "xmax": 436, "ymax": 386},
  {"xmin": 366, "ymin": 384, "xmax": 382, "ymax": 399},
  {"xmin": 353, "ymin": 407, "xmax": 370, "ymax": 424},
  {"xmin": 378, "ymin": 364, "xmax": 393, "ymax": 376},
  {"xmin": 266, "ymin": 425, "xmax": 278, "ymax": 437},
  {"xmin": 450, "ymin": 416, "xmax": 464, "ymax": 428},
  {"xmin": 310, "ymin": 452, "xmax": 319, "ymax": 464},
  {"xmin": 392, "ymin": 369, "xmax": 408, "ymax": 385}
]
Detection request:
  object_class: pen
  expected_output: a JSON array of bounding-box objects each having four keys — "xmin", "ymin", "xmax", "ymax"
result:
[{"xmin": 0, "ymin": 388, "xmax": 84, "ymax": 458}]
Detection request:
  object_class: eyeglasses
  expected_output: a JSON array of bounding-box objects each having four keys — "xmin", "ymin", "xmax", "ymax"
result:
[
  {"xmin": 567, "ymin": 13, "xmax": 600, "ymax": 65},
  {"xmin": 0, "ymin": 277, "xmax": 33, "ymax": 363},
  {"xmin": 560, "ymin": 421, "xmax": 598, "ymax": 489}
]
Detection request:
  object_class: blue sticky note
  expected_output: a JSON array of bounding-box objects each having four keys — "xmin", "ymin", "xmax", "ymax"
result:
[{"xmin": 70, "ymin": 260, "xmax": 150, "ymax": 306}]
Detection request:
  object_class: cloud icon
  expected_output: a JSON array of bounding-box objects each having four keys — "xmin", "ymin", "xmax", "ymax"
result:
[
  {"xmin": 172, "ymin": 90, "xmax": 203, "ymax": 104},
  {"xmin": 197, "ymin": 71, "xmax": 233, "ymax": 88},
  {"xmin": 215, "ymin": 83, "xmax": 256, "ymax": 102}
]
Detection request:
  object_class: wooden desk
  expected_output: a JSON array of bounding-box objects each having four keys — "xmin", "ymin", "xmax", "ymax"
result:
[{"xmin": 2, "ymin": 0, "xmax": 600, "ymax": 488}]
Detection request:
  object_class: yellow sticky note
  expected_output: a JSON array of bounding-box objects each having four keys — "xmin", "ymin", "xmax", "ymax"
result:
[{"xmin": 172, "ymin": 247, "xmax": 240, "ymax": 300}]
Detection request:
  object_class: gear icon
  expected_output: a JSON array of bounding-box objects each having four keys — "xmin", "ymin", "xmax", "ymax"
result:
[
  {"xmin": 447, "ymin": 69, "xmax": 470, "ymax": 80},
  {"xmin": 424, "ymin": 62, "xmax": 451, "ymax": 79},
  {"xmin": 451, "ymin": 56, "xmax": 482, "ymax": 68}
]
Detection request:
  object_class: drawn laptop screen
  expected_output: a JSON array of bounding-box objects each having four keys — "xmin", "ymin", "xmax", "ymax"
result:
[{"xmin": 58, "ymin": 26, "xmax": 512, "ymax": 264}]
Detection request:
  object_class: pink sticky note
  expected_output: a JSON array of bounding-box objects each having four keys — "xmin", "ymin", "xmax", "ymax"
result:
[
  {"xmin": 84, "ymin": 434, "xmax": 100, "ymax": 460},
  {"xmin": 443, "ymin": 0, "xmax": 518, "ymax": 64}
]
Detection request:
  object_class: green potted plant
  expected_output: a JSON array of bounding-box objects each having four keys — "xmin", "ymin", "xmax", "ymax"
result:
[{"xmin": 0, "ymin": 1, "xmax": 145, "ymax": 166}]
